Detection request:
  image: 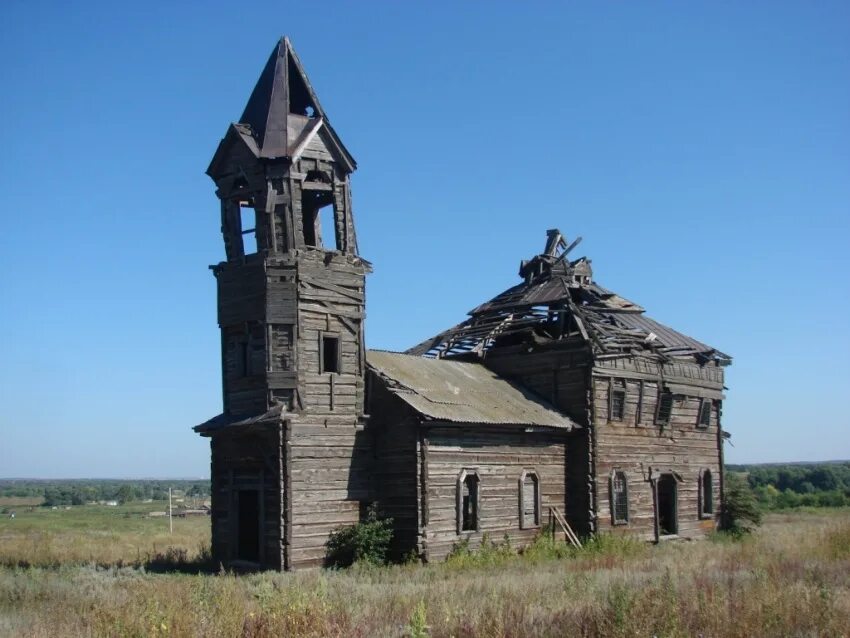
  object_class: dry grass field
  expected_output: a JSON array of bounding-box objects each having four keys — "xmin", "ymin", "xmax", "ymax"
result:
[{"xmin": 0, "ymin": 506, "xmax": 848, "ymax": 637}]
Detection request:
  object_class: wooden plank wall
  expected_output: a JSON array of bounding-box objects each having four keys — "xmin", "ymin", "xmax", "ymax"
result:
[
  {"xmin": 421, "ymin": 425, "xmax": 569, "ymax": 562},
  {"xmin": 286, "ymin": 415, "xmax": 372, "ymax": 569},
  {"xmin": 369, "ymin": 377, "xmax": 420, "ymax": 559},
  {"xmin": 295, "ymin": 250, "xmax": 366, "ymax": 414},
  {"xmin": 210, "ymin": 428, "xmax": 282, "ymax": 570},
  {"xmin": 483, "ymin": 340, "xmax": 594, "ymax": 535},
  {"xmin": 591, "ymin": 357, "xmax": 723, "ymax": 540}
]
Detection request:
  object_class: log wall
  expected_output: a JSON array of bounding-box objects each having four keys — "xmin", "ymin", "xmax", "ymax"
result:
[
  {"xmin": 591, "ymin": 357, "xmax": 724, "ymax": 540},
  {"xmin": 286, "ymin": 414, "xmax": 371, "ymax": 569},
  {"xmin": 483, "ymin": 340, "xmax": 594, "ymax": 535},
  {"xmin": 209, "ymin": 427, "xmax": 282, "ymax": 570},
  {"xmin": 420, "ymin": 424, "xmax": 569, "ymax": 562}
]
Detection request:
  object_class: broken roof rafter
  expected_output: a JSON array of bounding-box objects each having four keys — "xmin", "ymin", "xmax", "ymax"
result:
[{"xmin": 406, "ymin": 229, "xmax": 731, "ymax": 365}]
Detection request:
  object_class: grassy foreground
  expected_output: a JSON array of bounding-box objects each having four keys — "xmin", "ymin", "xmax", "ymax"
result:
[{"xmin": 1, "ymin": 509, "xmax": 848, "ymax": 637}]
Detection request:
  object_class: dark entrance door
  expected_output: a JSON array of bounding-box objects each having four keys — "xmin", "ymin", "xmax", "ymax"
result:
[
  {"xmin": 657, "ymin": 475, "xmax": 678, "ymax": 536},
  {"xmin": 237, "ymin": 489, "xmax": 260, "ymax": 562}
]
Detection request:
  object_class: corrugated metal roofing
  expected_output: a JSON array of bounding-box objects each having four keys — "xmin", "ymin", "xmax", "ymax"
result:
[{"xmin": 367, "ymin": 350, "xmax": 577, "ymax": 429}]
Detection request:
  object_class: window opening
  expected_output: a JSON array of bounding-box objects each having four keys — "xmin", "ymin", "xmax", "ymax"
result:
[
  {"xmin": 301, "ymin": 191, "xmax": 336, "ymax": 249},
  {"xmin": 700, "ymin": 470, "xmax": 713, "ymax": 516},
  {"xmin": 319, "ymin": 202, "xmax": 336, "ymax": 250},
  {"xmin": 636, "ymin": 380, "xmax": 644, "ymax": 425},
  {"xmin": 656, "ymin": 390, "xmax": 673, "ymax": 425},
  {"xmin": 698, "ymin": 399, "xmax": 712, "ymax": 428},
  {"xmin": 321, "ymin": 335, "xmax": 340, "ymax": 374},
  {"xmin": 458, "ymin": 471, "xmax": 480, "ymax": 533},
  {"xmin": 611, "ymin": 470, "xmax": 629, "ymax": 525},
  {"xmin": 520, "ymin": 471, "xmax": 540, "ymax": 528},
  {"xmin": 610, "ymin": 379, "xmax": 626, "ymax": 421},
  {"xmin": 240, "ymin": 205, "xmax": 257, "ymax": 254}
]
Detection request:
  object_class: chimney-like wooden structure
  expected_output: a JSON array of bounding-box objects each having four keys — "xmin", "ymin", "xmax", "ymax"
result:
[{"xmin": 196, "ymin": 38, "xmax": 371, "ymax": 570}]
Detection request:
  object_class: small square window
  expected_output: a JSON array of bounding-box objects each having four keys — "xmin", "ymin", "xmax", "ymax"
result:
[{"xmin": 321, "ymin": 335, "xmax": 340, "ymax": 374}]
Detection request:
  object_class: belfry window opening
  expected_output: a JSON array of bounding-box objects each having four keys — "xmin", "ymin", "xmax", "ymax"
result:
[{"xmin": 240, "ymin": 204, "xmax": 257, "ymax": 255}]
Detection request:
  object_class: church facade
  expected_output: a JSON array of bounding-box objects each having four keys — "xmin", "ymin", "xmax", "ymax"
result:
[{"xmin": 195, "ymin": 39, "xmax": 731, "ymax": 570}]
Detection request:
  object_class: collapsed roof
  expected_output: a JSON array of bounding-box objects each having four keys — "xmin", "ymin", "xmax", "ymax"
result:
[{"xmin": 407, "ymin": 229, "xmax": 731, "ymax": 366}]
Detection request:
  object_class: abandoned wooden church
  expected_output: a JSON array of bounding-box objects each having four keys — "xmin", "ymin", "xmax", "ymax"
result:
[{"xmin": 195, "ymin": 38, "xmax": 732, "ymax": 570}]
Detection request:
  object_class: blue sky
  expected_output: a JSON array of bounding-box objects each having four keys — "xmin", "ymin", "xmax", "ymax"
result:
[{"xmin": 1, "ymin": 1, "xmax": 848, "ymax": 477}]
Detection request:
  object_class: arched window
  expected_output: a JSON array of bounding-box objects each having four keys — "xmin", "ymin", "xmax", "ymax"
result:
[
  {"xmin": 519, "ymin": 470, "xmax": 541, "ymax": 529},
  {"xmin": 610, "ymin": 470, "xmax": 629, "ymax": 525},
  {"xmin": 457, "ymin": 470, "xmax": 480, "ymax": 533},
  {"xmin": 699, "ymin": 469, "xmax": 713, "ymax": 517}
]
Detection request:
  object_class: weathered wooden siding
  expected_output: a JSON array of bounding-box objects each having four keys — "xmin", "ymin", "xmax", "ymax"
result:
[
  {"xmin": 420, "ymin": 424, "xmax": 569, "ymax": 562},
  {"xmin": 286, "ymin": 415, "xmax": 371, "ymax": 569},
  {"xmin": 591, "ymin": 357, "xmax": 723, "ymax": 540},
  {"xmin": 295, "ymin": 250, "xmax": 366, "ymax": 415},
  {"xmin": 209, "ymin": 428, "xmax": 282, "ymax": 570},
  {"xmin": 369, "ymin": 376, "xmax": 420, "ymax": 558},
  {"xmin": 484, "ymin": 341, "xmax": 593, "ymax": 535}
]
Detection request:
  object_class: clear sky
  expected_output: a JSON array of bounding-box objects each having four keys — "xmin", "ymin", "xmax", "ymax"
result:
[{"xmin": 1, "ymin": 1, "xmax": 848, "ymax": 478}]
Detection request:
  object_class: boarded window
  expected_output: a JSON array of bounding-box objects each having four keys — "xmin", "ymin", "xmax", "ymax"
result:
[
  {"xmin": 700, "ymin": 470, "xmax": 713, "ymax": 516},
  {"xmin": 656, "ymin": 390, "xmax": 673, "ymax": 425},
  {"xmin": 458, "ymin": 471, "xmax": 480, "ymax": 533},
  {"xmin": 698, "ymin": 399, "xmax": 712, "ymax": 428},
  {"xmin": 321, "ymin": 334, "xmax": 340, "ymax": 374},
  {"xmin": 609, "ymin": 379, "xmax": 626, "ymax": 421},
  {"xmin": 520, "ymin": 471, "xmax": 540, "ymax": 528},
  {"xmin": 611, "ymin": 470, "xmax": 628, "ymax": 525}
]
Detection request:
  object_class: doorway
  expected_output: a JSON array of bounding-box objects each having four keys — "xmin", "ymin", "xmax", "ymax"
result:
[
  {"xmin": 657, "ymin": 475, "xmax": 678, "ymax": 536},
  {"xmin": 237, "ymin": 489, "xmax": 260, "ymax": 562}
]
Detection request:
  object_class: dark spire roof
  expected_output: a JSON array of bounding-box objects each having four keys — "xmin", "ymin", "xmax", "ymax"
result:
[{"xmin": 235, "ymin": 37, "xmax": 355, "ymax": 168}]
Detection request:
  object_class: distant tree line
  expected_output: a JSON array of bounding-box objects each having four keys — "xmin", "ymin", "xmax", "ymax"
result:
[
  {"xmin": 726, "ymin": 462, "xmax": 850, "ymax": 509},
  {"xmin": 0, "ymin": 479, "xmax": 210, "ymax": 506}
]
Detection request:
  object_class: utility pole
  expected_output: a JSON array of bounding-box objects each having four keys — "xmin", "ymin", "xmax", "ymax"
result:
[{"xmin": 168, "ymin": 487, "xmax": 173, "ymax": 535}]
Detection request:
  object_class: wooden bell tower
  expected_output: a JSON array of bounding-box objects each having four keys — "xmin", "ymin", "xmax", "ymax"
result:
[{"xmin": 197, "ymin": 38, "xmax": 371, "ymax": 570}]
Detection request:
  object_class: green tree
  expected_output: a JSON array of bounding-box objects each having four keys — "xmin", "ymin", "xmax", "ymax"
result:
[{"xmin": 722, "ymin": 473, "xmax": 761, "ymax": 534}]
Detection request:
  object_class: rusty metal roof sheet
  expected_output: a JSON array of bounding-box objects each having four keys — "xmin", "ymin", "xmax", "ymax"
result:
[{"xmin": 367, "ymin": 350, "xmax": 577, "ymax": 429}]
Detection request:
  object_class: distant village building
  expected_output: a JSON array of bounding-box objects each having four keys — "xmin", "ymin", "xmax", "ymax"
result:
[{"xmin": 195, "ymin": 38, "xmax": 731, "ymax": 570}]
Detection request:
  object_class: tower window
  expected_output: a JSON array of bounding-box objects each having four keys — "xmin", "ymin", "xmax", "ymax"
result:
[
  {"xmin": 301, "ymin": 191, "xmax": 337, "ymax": 249},
  {"xmin": 321, "ymin": 334, "xmax": 340, "ymax": 374},
  {"xmin": 240, "ymin": 205, "xmax": 257, "ymax": 255}
]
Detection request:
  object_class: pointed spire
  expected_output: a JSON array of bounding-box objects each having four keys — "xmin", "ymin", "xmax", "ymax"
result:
[{"xmin": 238, "ymin": 37, "xmax": 345, "ymax": 161}]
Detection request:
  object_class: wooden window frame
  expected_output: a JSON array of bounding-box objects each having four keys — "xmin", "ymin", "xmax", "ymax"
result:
[
  {"xmin": 457, "ymin": 469, "xmax": 481, "ymax": 534},
  {"xmin": 699, "ymin": 469, "xmax": 714, "ymax": 518},
  {"xmin": 319, "ymin": 331, "xmax": 341, "ymax": 374},
  {"xmin": 636, "ymin": 380, "xmax": 644, "ymax": 426},
  {"xmin": 608, "ymin": 378, "xmax": 626, "ymax": 422},
  {"xmin": 518, "ymin": 470, "xmax": 541, "ymax": 529},
  {"xmin": 610, "ymin": 470, "xmax": 629, "ymax": 525},
  {"xmin": 697, "ymin": 398, "xmax": 712, "ymax": 429},
  {"xmin": 655, "ymin": 388, "xmax": 673, "ymax": 426}
]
